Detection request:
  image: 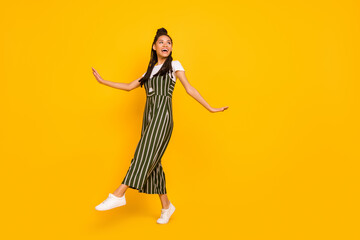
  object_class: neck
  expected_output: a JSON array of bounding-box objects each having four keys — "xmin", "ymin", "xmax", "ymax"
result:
[{"xmin": 156, "ymin": 56, "xmax": 167, "ymax": 66}]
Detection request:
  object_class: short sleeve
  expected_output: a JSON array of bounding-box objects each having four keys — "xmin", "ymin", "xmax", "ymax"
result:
[{"xmin": 172, "ymin": 60, "xmax": 185, "ymax": 72}]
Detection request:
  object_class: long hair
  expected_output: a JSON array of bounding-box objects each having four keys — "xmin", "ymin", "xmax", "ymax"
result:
[{"xmin": 139, "ymin": 27, "xmax": 174, "ymax": 88}]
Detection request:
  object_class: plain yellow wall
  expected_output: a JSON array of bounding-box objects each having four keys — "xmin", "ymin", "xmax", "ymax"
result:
[{"xmin": 1, "ymin": 0, "xmax": 359, "ymax": 239}]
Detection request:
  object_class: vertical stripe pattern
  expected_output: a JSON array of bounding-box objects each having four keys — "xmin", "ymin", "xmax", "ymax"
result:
[{"xmin": 121, "ymin": 72, "xmax": 176, "ymax": 194}]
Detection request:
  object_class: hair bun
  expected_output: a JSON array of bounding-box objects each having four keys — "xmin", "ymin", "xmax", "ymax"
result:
[{"xmin": 156, "ymin": 27, "xmax": 168, "ymax": 35}]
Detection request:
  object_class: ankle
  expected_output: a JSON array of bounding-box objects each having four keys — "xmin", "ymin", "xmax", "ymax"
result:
[
  {"xmin": 163, "ymin": 200, "xmax": 171, "ymax": 209},
  {"xmin": 113, "ymin": 192, "xmax": 124, "ymax": 198}
]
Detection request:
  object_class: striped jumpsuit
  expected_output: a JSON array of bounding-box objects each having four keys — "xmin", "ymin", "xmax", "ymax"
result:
[{"xmin": 121, "ymin": 72, "xmax": 175, "ymax": 194}]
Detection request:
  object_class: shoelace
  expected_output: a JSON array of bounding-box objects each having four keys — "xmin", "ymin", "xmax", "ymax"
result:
[
  {"xmin": 160, "ymin": 209, "xmax": 170, "ymax": 219},
  {"xmin": 102, "ymin": 196, "xmax": 112, "ymax": 204}
]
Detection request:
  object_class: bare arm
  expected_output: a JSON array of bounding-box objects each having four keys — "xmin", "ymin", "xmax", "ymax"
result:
[
  {"xmin": 92, "ymin": 67, "xmax": 142, "ymax": 91},
  {"xmin": 175, "ymin": 71, "xmax": 229, "ymax": 113}
]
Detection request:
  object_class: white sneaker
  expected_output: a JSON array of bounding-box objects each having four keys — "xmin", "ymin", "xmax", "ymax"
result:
[
  {"xmin": 95, "ymin": 193, "xmax": 126, "ymax": 211},
  {"xmin": 156, "ymin": 201, "xmax": 175, "ymax": 224}
]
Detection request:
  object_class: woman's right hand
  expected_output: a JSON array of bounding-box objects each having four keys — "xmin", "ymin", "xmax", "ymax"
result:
[{"xmin": 92, "ymin": 67, "xmax": 104, "ymax": 84}]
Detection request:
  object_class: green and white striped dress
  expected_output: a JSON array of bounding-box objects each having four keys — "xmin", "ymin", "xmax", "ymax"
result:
[{"xmin": 122, "ymin": 61, "xmax": 183, "ymax": 194}]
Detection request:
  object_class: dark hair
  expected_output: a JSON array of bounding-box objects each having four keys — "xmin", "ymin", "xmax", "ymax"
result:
[{"xmin": 139, "ymin": 27, "xmax": 173, "ymax": 88}]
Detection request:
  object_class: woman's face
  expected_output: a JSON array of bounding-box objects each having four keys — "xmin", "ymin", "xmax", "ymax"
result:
[{"xmin": 153, "ymin": 35, "xmax": 172, "ymax": 58}]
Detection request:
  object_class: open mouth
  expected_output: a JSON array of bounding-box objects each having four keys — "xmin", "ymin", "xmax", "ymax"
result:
[{"xmin": 161, "ymin": 49, "xmax": 169, "ymax": 53}]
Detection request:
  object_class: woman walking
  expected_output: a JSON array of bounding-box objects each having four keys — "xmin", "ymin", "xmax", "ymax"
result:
[{"xmin": 92, "ymin": 28, "xmax": 229, "ymax": 224}]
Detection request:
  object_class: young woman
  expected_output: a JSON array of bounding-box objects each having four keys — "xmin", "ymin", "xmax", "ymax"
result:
[{"xmin": 92, "ymin": 28, "xmax": 229, "ymax": 224}]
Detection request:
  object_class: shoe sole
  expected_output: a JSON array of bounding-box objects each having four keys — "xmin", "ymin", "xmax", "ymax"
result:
[{"xmin": 95, "ymin": 201, "xmax": 126, "ymax": 211}]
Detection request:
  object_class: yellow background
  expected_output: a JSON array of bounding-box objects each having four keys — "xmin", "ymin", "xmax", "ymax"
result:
[{"xmin": 1, "ymin": 0, "xmax": 359, "ymax": 239}]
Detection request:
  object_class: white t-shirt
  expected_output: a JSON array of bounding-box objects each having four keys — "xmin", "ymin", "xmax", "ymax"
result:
[{"xmin": 142, "ymin": 60, "xmax": 185, "ymax": 82}]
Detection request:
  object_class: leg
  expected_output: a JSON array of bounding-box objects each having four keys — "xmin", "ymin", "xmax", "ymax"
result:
[
  {"xmin": 156, "ymin": 193, "xmax": 176, "ymax": 224},
  {"xmin": 158, "ymin": 193, "xmax": 170, "ymax": 209},
  {"xmin": 140, "ymin": 161, "xmax": 167, "ymax": 194},
  {"xmin": 113, "ymin": 184, "xmax": 129, "ymax": 197},
  {"xmin": 122, "ymin": 109, "xmax": 171, "ymax": 193}
]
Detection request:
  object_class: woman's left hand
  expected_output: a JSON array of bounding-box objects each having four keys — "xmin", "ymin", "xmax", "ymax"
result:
[{"xmin": 210, "ymin": 106, "xmax": 229, "ymax": 113}]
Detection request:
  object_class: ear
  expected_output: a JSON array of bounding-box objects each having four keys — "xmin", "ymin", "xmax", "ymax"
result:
[{"xmin": 153, "ymin": 44, "xmax": 156, "ymax": 51}]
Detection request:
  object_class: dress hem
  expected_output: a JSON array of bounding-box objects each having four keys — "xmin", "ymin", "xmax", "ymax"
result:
[{"xmin": 122, "ymin": 183, "xmax": 167, "ymax": 195}]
